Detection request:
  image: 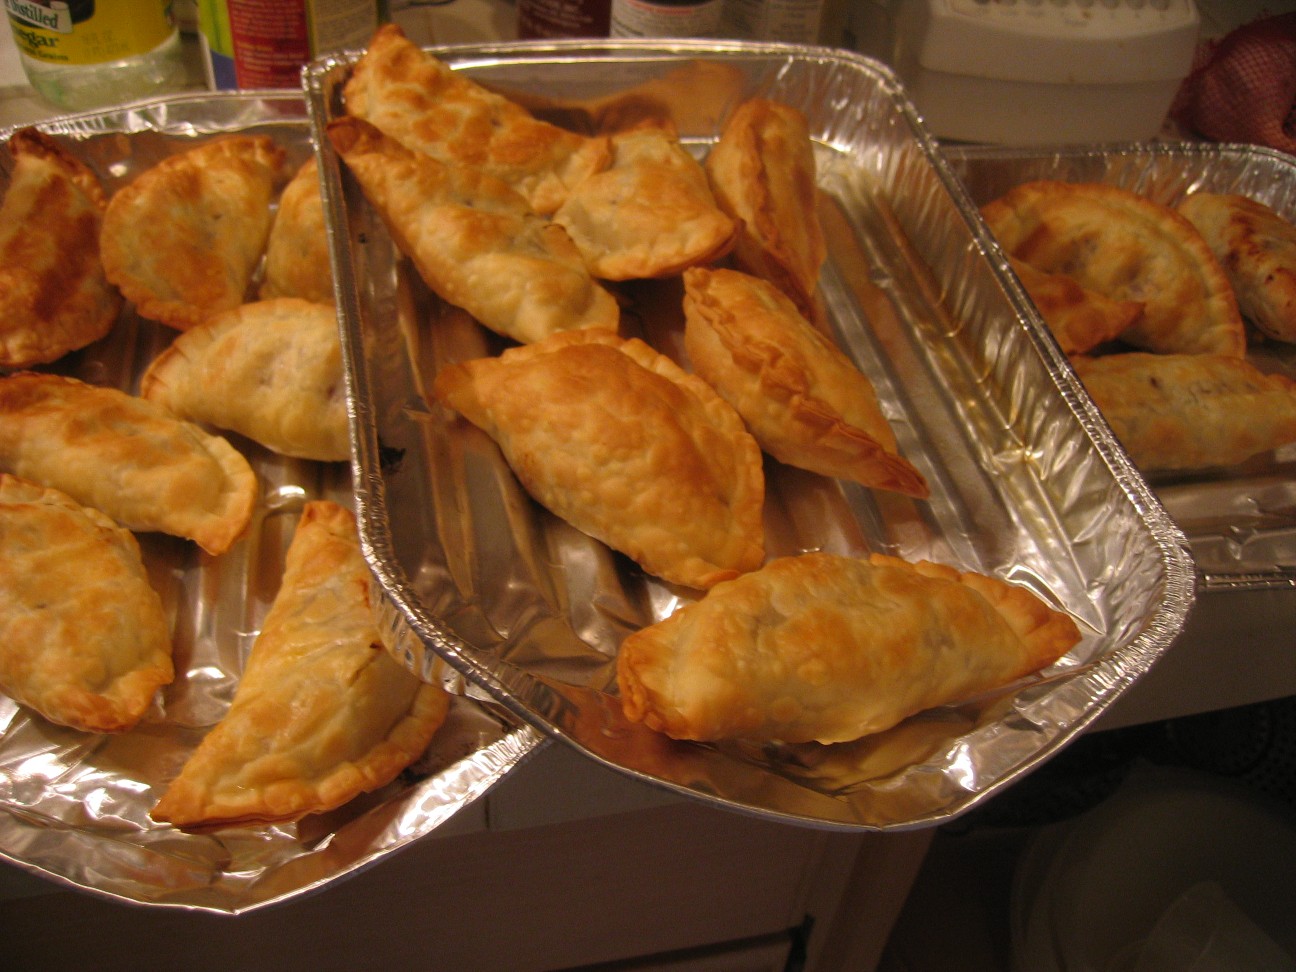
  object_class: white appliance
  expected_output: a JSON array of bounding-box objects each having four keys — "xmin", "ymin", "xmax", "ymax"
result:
[{"xmin": 849, "ymin": 0, "xmax": 1201, "ymax": 145}]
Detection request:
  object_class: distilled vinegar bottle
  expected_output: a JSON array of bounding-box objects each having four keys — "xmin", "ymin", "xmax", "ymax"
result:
[{"xmin": 5, "ymin": 0, "xmax": 189, "ymax": 111}]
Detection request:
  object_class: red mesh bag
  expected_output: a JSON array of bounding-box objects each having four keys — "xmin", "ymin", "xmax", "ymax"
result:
[{"xmin": 1171, "ymin": 12, "xmax": 1296, "ymax": 154}]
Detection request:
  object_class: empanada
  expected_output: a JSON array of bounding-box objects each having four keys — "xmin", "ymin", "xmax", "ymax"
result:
[
  {"xmin": 140, "ymin": 298, "xmax": 348, "ymax": 463},
  {"xmin": 1008, "ymin": 257, "xmax": 1143, "ymax": 355},
  {"xmin": 343, "ymin": 23, "xmax": 610, "ymax": 216},
  {"xmin": 0, "ymin": 128, "xmax": 121, "ymax": 368},
  {"xmin": 328, "ymin": 116, "xmax": 620, "ymax": 344},
  {"xmin": 260, "ymin": 158, "xmax": 334, "ymax": 305},
  {"xmin": 0, "ymin": 475, "xmax": 172, "ymax": 734},
  {"xmin": 151, "ymin": 501, "xmax": 450, "ymax": 829},
  {"xmin": 433, "ymin": 328, "xmax": 765, "ymax": 590},
  {"xmin": 553, "ymin": 122, "xmax": 738, "ymax": 280},
  {"xmin": 683, "ymin": 267, "xmax": 928, "ymax": 497},
  {"xmin": 981, "ymin": 181, "xmax": 1245, "ymax": 357},
  {"xmin": 100, "ymin": 134, "xmax": 287, "ymax": 330},
  {"xmin": 704, "ymin": 98, "xmax": 826, "ymax": 320},
  {"xmin": 1177, "ymin": 191, "xmax": 1296, "ymax": 343},
  {"xmin": 0, "ymin": 372, "xmax": 256, "ymax": 554},
  {"xmin": 617, "ymin": 551, "xmax": 1080, "ymax": 745},
  {"xmin": 1071, "ymin": 351, "xmax": 1296, "ymax": 471}
]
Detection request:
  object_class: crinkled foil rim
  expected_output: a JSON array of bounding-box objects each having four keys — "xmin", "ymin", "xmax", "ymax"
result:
[
  {"xmin": 0, "ymin": 90, "xmax": 542, "ymax": 914},
  {"xmin": 306, "ymin": 39, "xmax": 1197, "ymax": 834}
]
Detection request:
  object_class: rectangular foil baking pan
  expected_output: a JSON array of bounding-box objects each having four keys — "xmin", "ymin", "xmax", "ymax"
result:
[
  {"xmin": 0, "ymin": 92, "xmax": 541, "ymax": 914},
  {"xmin": 944, "ymin": 142, "xmax": 1296, "ymax": 592},
  {"xmin": 306, "ymin": 40, "xmax": 1196, "ymax": 831}
]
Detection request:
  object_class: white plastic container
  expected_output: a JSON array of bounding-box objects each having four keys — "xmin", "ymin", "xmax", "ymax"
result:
[{"xmin": 878, "ymin": 0, "xmax": 1201, "ymax": 145}]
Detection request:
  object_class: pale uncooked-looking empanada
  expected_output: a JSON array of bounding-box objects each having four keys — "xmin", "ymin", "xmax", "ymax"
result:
[
  {"xmin": 328, "ymin": 116, "xmax": 620, "ymax": 344},
  {"xmin": 683, "ymin": 267, "xmax": 928, "ymax": 497},
  {"xmin": 151, "ymin": 500, "xmax": 451, "ymax": 829},
  {"xmin": 0, "ymin": 128, "xmax": 121, "ymax": 368},
  {"xmin": 100, "ymin": 134, "xmax": 287, "ymax": 330},
  {"xmin": 981, "ymin": 181, "xmax": 1245, "ymax": 357},
  {"xmin": 343, "ymin": 23, "xmax": 610, "ymax": 216},
  {"xmin": 1177, "ymin": 191, "xmax": 1296, "ymax": 343},
  {"xmin": 433, "ymin": 327, "xmax": 765, "ymax": 590},
  {"xmin": 140, "ymin": 298, "xmax": 348, "ymax": 462},
  {"xmin": 0, "ymin": 475, "xmax": 173, "ymax": 733},
  {"xmin": 1008, "ymin": 257, "xmax": 1143, "ymax": 355},
  {"xmin": 260, "ymin": 158, "xmax": 334, "ymax": 305},
  {"xmin": 704, "ymin": 98, "xmax": 826, "ymax": 320},
  {"xmin": 617, "ymin": 551, "xmax": 1080, "ymax": 745},
  {"xmin": 0, "ymin": 372, "xmax": 256, "ymax": 554},
  {"xmin": 553, "ymin": 122, "xmax": 738, "ymax": 280},
  {"xmin": 1071, "ymin": 351, "xmax": 1296, "ymax": 471}
]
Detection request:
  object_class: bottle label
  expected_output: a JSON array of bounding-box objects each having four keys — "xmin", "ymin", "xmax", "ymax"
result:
[
  {"xmin": 610, "ymin": 0, "xmax": 723, "ymax": 39},
  {"xmin": 518, "ymin": 0, "xmax": 611, "ymax": 40},
  {"xmin": 721, "ymin": 0, "xmax": 823, "ymax": 43},
  {"xmin": 198, "ymin": 0, "xmax": 383, "ymax": 90},
  {"xmin": 5, "ymin": 0, "xmax": 173, "ymax": 66}
]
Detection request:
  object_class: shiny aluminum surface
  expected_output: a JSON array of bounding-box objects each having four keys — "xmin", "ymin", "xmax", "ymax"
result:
[
  {"xmin": 944, "ymin": 141, "xmax": 1296, "ymax": 593},
  {"xmin": 306, "ymin": 39, "xmax": 1196, "ymax": 831},
  {"xmin": 0, "ymin": 92, "xmax": 541, "ymax": 913}
]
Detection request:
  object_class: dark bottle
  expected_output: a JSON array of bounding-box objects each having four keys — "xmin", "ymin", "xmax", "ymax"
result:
[{"xmin": 517, "ymin": 0, "xmax": 612, "ymax": 39}]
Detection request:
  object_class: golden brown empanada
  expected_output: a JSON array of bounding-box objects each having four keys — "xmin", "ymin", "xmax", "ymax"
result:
[
  {"xmin": 1008, "ymin": 257, "xmax": 1143, "ymax": 355},
  {"xmin": 99, "ymin": 134, "xmax": 287, "ymax": 330},
  {"xmin": 683, "ymin": 267, "xmax": 928, "ymax": 497},
  {"xmin": 981, "ymin": 181, "xmax": 1245, "ymax": 357},
  {"xmin": 0, "ymin": 475, "xmax": 173, "ymax": 734},
  {"xmin": 0, "ymin": 128, "xmax": 121, "ymax": 368},
  {"xmin": 1177, "ymin": 192, "xmax": 1296, "ymax": 344},
  {"xmin": 260, "ymin": 158, "xmax": 334, "ymax": 305},
  {"xmin": 1071, "ymin": 351, "xmax": 1296, "ymax": 471},
  {"xmin": 704, "ymin": 98, "xmax": 826, "ymax": 320},
  {"xmin": 0, "ymin": 372, "xmax": 256, "ymax": 555},
  {"xmin": 617, "ymin": 551, "xmax": 1080, "ymax": 745},
  {"xmin": 343, "ymin": 23, "xmax": 610, "ymax": 216},
  {"xmin": 553, "ymin": 122, "xmax": 738, "ymax": 280},
  {"xmin": 140, "ymin": 298, "xmax": 348, "ymax": 462},
  {"xmin": 151, "ymin": 500, "xmax": 450, "ymax": 830},
  {"xmin": 433, "ymin": 327, "xmax": 765, "ymax": 590},
  {"xmin": 328, "ymin": 116, "xmax": 620, "ymax": 344}
]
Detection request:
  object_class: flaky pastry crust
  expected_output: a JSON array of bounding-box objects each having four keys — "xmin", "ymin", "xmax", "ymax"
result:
[
  {"xmin": 1178, "ymin": 191, "xmax": 1296, "ymax": 344},
  {"xmin": 260, "ymin": 158, "xmax": 334, "ymax": 305},
  {"xmin": 141, "ymin": 298, "xmax": 349, "ymax": 463},
  {"xmin": 704, "ymin": 98, "xmax": 826, "ymax": 320},
  {"xmin": 433, "ymin": 327, "xmax": 765, "ymax": 589},
  {"xmin": 0, "ymin": 475, "xmax": 173, "ymax": 733},
  {"xmin": 683, "ymin": 267, "xmax": 927, "ymax": 496},
  {"xmin": 151, "ymin": 501, "xmax": 450, "ymax": 829},
  {"xmin": 981, "ymin": 180, "xmax": 1245, "ymax": 357},
  {"xmin": 0, "ymin": 128, "xmax": 121, "ymax": 368},
  {"xmin": 1072, "ymin": 351, "xmax": 1296, "ymax": 471},
  {"xmin": 553, "ymin": 123, "xmax": 738, "ymax": 280},
  {"xmin": 0, "ymin": 372, "xmax": 256, "ymax": 554},
  {"xmin": 343, "ymin": 23, "xmax": 610, "ymax": 216},
  {"xmin": 617, "ymin": 551, "xmax": 1079, "ymax": 744},
  {"xmin": 328, "ymin": 115, "xmax": 620, "ymax": 343},
  {"xmin": 99, "ymin": 134, "xmax": 286, "ymax": 330}
]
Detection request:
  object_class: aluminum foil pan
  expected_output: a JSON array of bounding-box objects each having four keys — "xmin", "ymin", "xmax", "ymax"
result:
[
  {"xmin": 305, "ymin": 40, "xmax": 1196, "ymax": 831},
  {"xmin": 0, "ymin": 92, "xmax": 540, "ymax": 913},
  {"xmin": 944, "ymin": 142, "xmax": 1296, "ymax": 593}
]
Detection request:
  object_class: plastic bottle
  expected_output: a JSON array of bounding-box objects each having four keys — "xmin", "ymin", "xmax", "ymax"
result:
[
  {"xmin": 610, "ymin": 0, "xmax": 724, "ymax": 39},
  {"xmin": 4, "ymin": 0, "xmax": 189, "ymax": 112}
]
